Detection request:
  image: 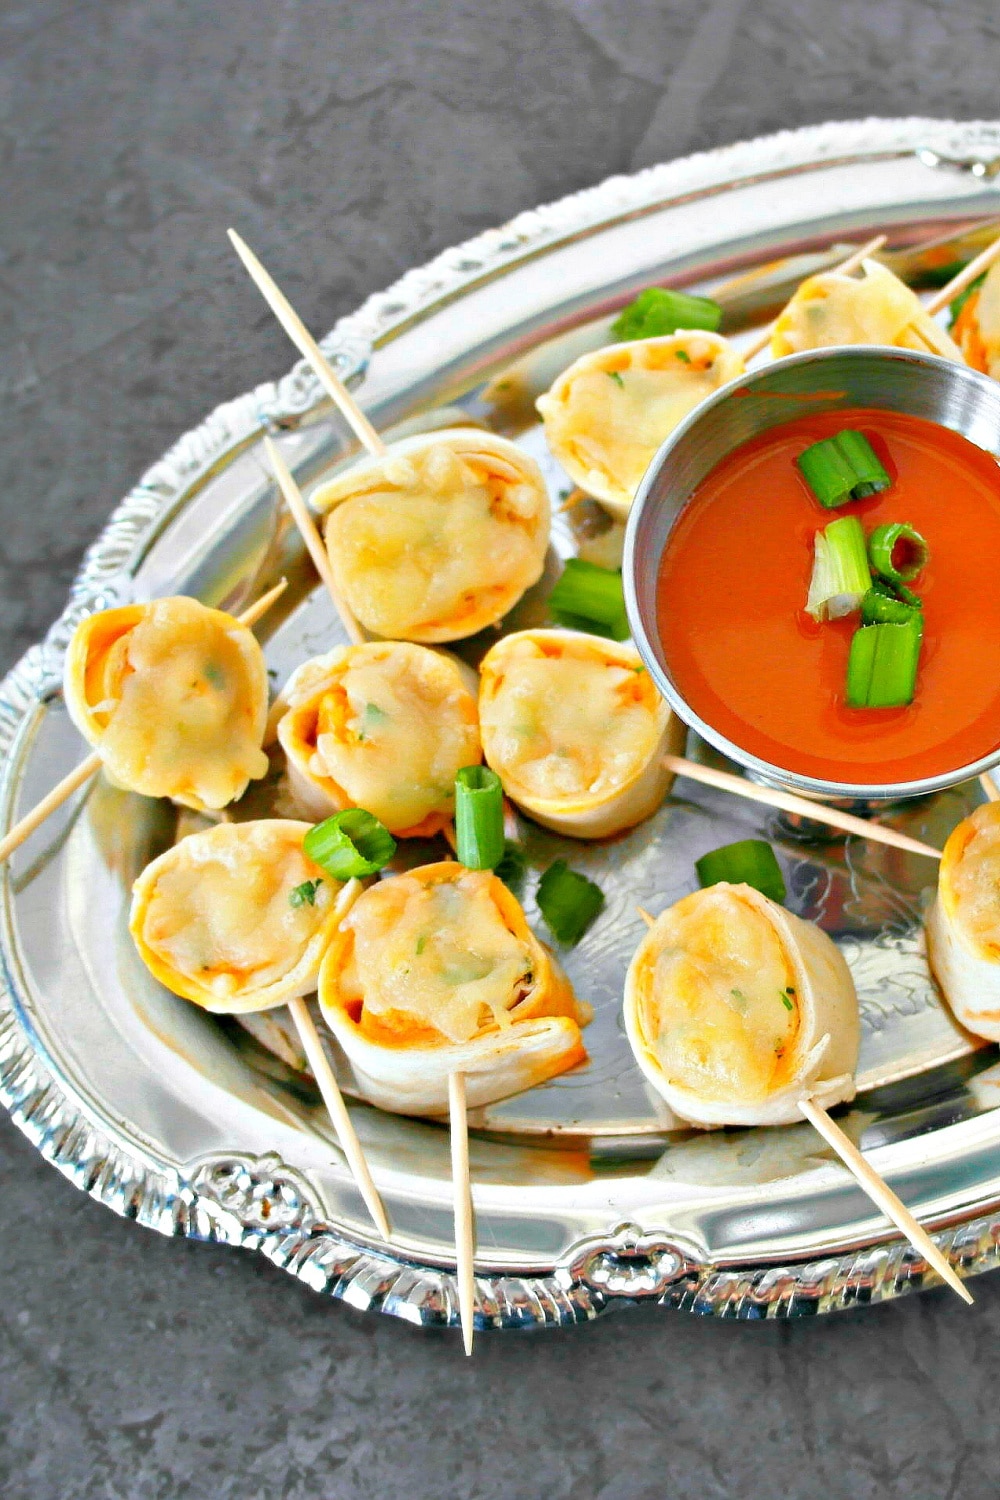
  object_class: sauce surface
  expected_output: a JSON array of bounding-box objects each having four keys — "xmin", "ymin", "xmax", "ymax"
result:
[{"xmin": 656, "ymin": 408, "xmax": 1000, "ymax": 784}]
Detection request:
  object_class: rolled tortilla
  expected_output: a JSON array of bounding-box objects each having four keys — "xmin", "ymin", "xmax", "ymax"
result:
[
  {"xmin": 623, "ymin": 883, "xmax": 859, "ymax": 1127},
  {"xmin": 276, "ymin": 641, "xmax": 481, "ymax": 837},
  {"xmin": 312, "ymin": 429, "xmax": 550, "ymax": 643},
  {"xmin": 536, "ymin": 332, "xmax": 745, "ymax": 520},
  {"xmin": 771, "ymin": 258, "xmax": 965, "ymax": 361},
  {"xmin": 318, "ymin": 861, "xmax": 590, "ymax": 1115},
  {"xmin": 478, "ymin": 629, "xmax": 684, "ymax": 838},
  {"xmin": 130, "ymin": 820, "xmax": 344, "ymax": 1014},
  {"xmin": 926, "ymin": 801, "xmax": 1000, "ymax": 1040},
  {"xmin": 64, "ymin": 596, "xmax": 269, "ymax": 811}
]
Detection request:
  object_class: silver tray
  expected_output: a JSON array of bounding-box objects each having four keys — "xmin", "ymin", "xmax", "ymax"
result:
[{"xmin": 6, "ymin": 117, "xmax": 1000, "ymax": 1332}]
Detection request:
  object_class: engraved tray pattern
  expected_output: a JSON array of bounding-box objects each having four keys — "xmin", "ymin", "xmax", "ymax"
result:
[{"xmin": 5, "ymin": 117, "xmax": 1000, "ymax": 1331}]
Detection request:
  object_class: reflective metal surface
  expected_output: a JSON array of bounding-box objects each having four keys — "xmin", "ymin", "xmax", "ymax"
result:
[
  {"xmin": 4, "ymin": 118, "xmax": 1000, "ymax": 1331},
  {"xmin": 625, "ymin": 347, "xmax": 1000, "ymax": 801}
]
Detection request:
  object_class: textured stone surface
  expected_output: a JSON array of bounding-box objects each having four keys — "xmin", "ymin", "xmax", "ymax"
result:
[{"xmin": 3, "ymin": 2, "xmax": 1000, "ymax": 1496}]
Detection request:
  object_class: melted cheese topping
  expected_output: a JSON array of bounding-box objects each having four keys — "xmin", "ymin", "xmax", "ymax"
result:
[
  {"xmin": 137, "ymin": 823, "xmax": 332, "ymax": 1000},
  {"xmin": 86, "ymin": 598, "xmax": 268, "ymax": 808},
  {"xmin": 943, "ymin": 802, "xmax": 1000, "ymax": 958},
  {"xmin": 321, "ymin": 440, "xmax": 547, "ymax": 640},
  {"xmin": 306, "ymin": 644, "xmax": 480, "ymax": 830},
  {"xmin": 537, "ymin": 334, "xmax": 745, "ymax": 510},
  {"xmin": 642, "ymin": 888, "xmax": 798, "ymax": 1104},
  {"xmin": 480, "ymin": 636, "xmax": 664, "ymax": 800},
  {"xmin": 772, "ymin": 260, "xmax": 964, "ymax": 361},
  {"xmin": 342, "ymin": 870, "xmax": 534, "ymax": 1044}
]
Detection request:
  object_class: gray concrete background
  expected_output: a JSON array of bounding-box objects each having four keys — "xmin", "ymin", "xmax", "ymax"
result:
[{"xmin": 3, "ymin": 3, "xmax": 1000, "ymax": 1497}]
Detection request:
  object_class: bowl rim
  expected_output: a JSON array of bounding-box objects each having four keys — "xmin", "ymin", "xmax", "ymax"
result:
[{"xmin": 623, "ymin": 344, "xmax": 1000, "ymax": 802}]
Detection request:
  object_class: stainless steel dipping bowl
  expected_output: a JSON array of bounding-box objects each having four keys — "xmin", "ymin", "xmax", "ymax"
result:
[{"xmin": 623, "ymin": 346, "xmax": 1000, "ymax": 802}]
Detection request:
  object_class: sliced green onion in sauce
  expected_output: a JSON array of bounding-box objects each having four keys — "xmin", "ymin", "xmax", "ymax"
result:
[
  {"xmin": 846, "ymin": 616, "xmax": 923, "ymax": 709},
  {"xmin": 536, "ymin": 860, "xmax": 605, "ymax": 945},
  {"xmin": 548, "ymin": 558, "xmax": 629, "ymax": 641},
  {"xmin": 611, "ymin": 287, "xmax": 722, "ymax": 342},
  {"xmin": 303, "ymin": 809, "xmax": 396, "ymax": 880},
  {"xmin": 797, "ymin": 430, "xmax": 891, "ymax": 508},
  {"xmin": 861, "ymin": 578, "xmax": 923, "ymax": 626},
  {"xmin": 805, "ymin": 515, "xmax": 871, "ymax": 621},
  {"xmin": 867, "ymin": 521, "xmax": 928, "ymax": 584},
  {"xmin": 695, "ymin": 839, "xmax": 786, "ymax": 905},
  {"xmin": 455, "ymin": 765, "xmax": 505, "ymax": 871}
]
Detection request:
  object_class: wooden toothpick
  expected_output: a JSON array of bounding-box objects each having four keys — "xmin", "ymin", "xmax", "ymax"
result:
[
  {"xmin": 449, "ymin": 1068, "xmax": 476, "ymax": 1355},
  {"xmin": 0, "ymin": 581, "xmax": 288, "ymax": 866},
  {"xmin": 228, "ymin": 229, "xmax": 387, "ymax": 459},
  {"xmin": 663, "ymin": 754, "xmax": 942, "ymax": 862},
  {"xmin": 741, "ymin": 235, "xmax": 888, "ymax": 361},
  {"xmin": 925, "ymin": 231, "xmax": 1000, "ymax": 316},
  {"xmin": 263, "ymin": 436, "xmax": 366, "ymax": 646},
  {"xmin": 979, "ymin": 773, "xmax": 1000, "ymax": 804},
  {"xmin": 284, "ymin": 881, "xmax": 390, "ymax": 1241},
  {"xmin": 799, "ymin": 1096, "xmax": 972, "ymax": 1304}
]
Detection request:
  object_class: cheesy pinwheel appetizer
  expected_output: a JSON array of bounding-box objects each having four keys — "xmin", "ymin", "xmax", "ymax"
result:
[
  {"xmin": 276, "ymin": 641, "xmax": 481, "ymax": 837},
  {"xmin": 478, "ymin": 629, "xmax": 683, "ymax": 838},
  {"xmin": 130, "ymin": 820, "xmax": 344, "ymax": 1013},
  {"xmin": 926, "ymin": 801, "xmax": 1000, "ymax": 1041},
  {"xmin": 536, "ymin": 332, "xmax": 745, "ymax": 519},
  {"xmin": 311, "ymin": 430, "xmax": 550, "ymax": 643},
  {"xmin": 951, "ymin": 258, "xmax": 1000, "ymax": 379},
  {"xmin": 64, "ymin": 596, "xmax": 269, "ymax": 810},
  {"xmin": 770, "ymin": 258, "xmax": 964, "ymax": 362},
  {"xmin": 317, "ymin": 861, "xmax": 590, "ymax": 1115},
  {"xmin": 623, "ymin": 883, "xmax": 859, "ymax": 1128}
]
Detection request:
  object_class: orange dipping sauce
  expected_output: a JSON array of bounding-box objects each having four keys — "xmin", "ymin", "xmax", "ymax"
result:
[{"xmin": 656, "ymin": 408, "xmax": 1000, "ymax": 785}]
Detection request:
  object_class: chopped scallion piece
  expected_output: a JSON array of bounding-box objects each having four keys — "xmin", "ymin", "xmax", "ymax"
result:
[
  {"xmin": 861, "ymin": 578, "xmax": 923, "ymax": 626},
  {"xmin": 611, "ymin": 287, "xmax": 722, "ymax": 342},
  {"xmin": 805, "ymin": 515, "xmax": 871, "ymax": 621},
  {"xmin": 536, "ymin": 859, "xmax": 604, "ymax": 946},
  {"xmin": 289, "ymin": 878, "xmax": 322, "ymax": 908},
  {"xmin": 867, "ymin": 521, "xmax": 928, "ymax": 584},
  {"xmin": 796, "ymin": 430, "xmax": 891, "ymax": 508},
  {"xmin": 548, "ymin": 558, "xmax": 629, "ymax": 641},
  {"xmin": 695, "ymin": 839, "xmax": 786, "ymax": 905},
  {"xmin": 455, "ymin": 765, "xmax": 505, "ymax": 871},
  {"xmin": 303, "ymin": 809, "xmax": 396, "ymax": 880},
  {"xmin": 949, "ymin": 271, "xmax": 986, "ymax": 328},
  {"xmin": 846, "ymin": 616, "xmax": 923, "ymax": 709},
  {"xmin": 494, "ymin": 839, "xmax": 528, "ymax": 896}
]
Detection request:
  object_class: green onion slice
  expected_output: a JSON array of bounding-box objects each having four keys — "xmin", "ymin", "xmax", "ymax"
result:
[
  {"xmin": 846, "ymin": 616, "xmax": 923, "ymax": 709},
  {"xmin": 494, "ymin": 840, "xmax": 528, "ymax": 896},
  {"xmin": 797, "ymin": 431, "xmax": 891, "ymax": 509},
  {"xmin": 303, "ymin": 809, "xmax": 396, "ymax": 880},
  {"xmin": 867, "ymin": 521, "xmax": 928, "ymax": 584},
  {"xmin": 289, "ymin": 878, "xmax": 322, "ymax": 908},
  {"xmin": 455, "ymin": 765, "xmax": 505, "ymax": 871},
  {"xmin": 861, "ymin": 578, "xmax": 923, "ymax": 626},
  {"xmin": 805, "ymin": 515, "xmax": 871, "ymax": 621},
  {"xmin": 949, "ymin": 271, "xmax": 986, "ymax": 328},
  {"xmin": 548, "ymin": 558, "xmax": 629, "ymax": 641},
  {"xmin": 695, "ymin": 839, "xmax": 787, "ymax": 905},
  {"xmin": 611, "ymin": 287, "xmax": 722, "ymax": 342},
  {"xmin": 536, "ymin": 859, "xmax": 605, "ymax": 946}
]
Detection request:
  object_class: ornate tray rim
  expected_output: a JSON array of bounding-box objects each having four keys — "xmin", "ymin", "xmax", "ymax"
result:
[{"xmin": 6, "ymin": 115, "xmax": 1000, "ymax": 1332}]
